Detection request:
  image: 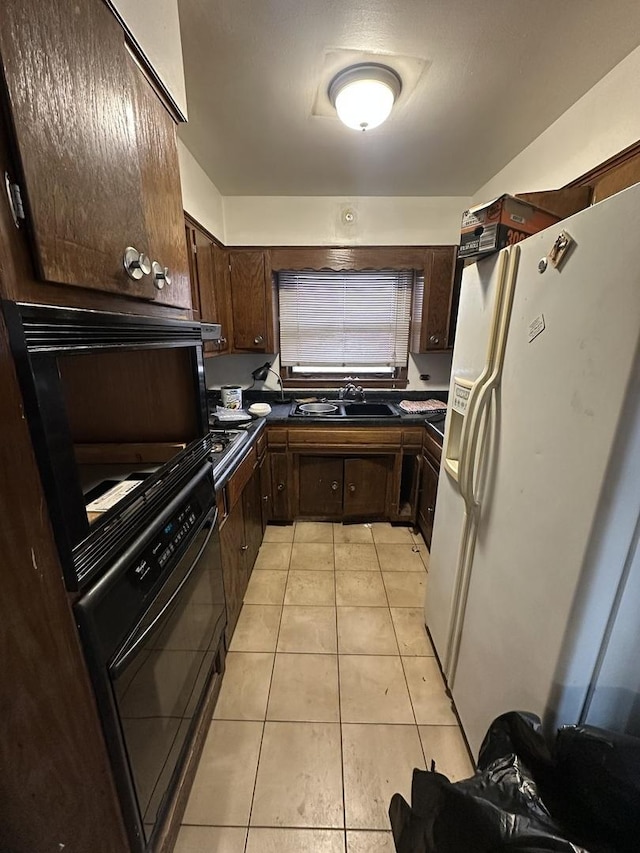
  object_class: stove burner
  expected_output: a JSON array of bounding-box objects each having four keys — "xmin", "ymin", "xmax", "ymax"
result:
[{"xmin": 209, "ymin": 429, "xmax": 244, "ymax": 457}]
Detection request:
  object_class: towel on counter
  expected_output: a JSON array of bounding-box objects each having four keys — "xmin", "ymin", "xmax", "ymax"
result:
[{"xmin": 398, "ymin": 399, "xmax": 447, "ymax": 414}]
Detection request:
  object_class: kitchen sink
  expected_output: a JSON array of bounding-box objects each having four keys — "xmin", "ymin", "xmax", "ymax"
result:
[
  {"xmin": 341, "ymin": 402, "xmax": 399, "ymax": 417},
  {"xmin": 288, "ymin": 401, "xmax": 399, "ymax": 418}
]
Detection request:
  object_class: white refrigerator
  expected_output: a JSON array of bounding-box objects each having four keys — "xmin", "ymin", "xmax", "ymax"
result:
[{"xmin": 425, "ymin": 181, "xmax": 640, "ymax": 757}]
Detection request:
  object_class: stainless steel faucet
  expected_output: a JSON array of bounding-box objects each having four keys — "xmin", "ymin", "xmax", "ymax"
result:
[{"xmin": 339, "ymin": 382, "xmax": 366, "ymax": 401}]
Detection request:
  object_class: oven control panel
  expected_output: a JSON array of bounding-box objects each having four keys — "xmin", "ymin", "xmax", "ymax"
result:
[{"xmin": 130, "ymin": 499, "xmax": 201, "ymax": 586}]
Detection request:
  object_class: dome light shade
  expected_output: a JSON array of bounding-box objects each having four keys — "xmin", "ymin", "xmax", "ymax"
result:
[{"xmin": 329, "ymin": 63, "xmax": 402, "ymax": 132}]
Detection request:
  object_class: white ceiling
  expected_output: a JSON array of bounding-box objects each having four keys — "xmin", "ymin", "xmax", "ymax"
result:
[{"xmin": 177, "ymin": 0, "xmax": 640, "ymax": 197}]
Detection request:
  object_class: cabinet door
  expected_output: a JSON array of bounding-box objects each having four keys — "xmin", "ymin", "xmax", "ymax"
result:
[
  {"xmin": 270, "ymin": 451, "xmax": 291, "ymax": 521},
  {"xmin": 219, "ymin": 499, "xmax": 248, "ymax": 645},
  {"xmin": 298, "ymin": 456, "xmax": 343, "ymax": 519},
  {"xmin": 343, "ymin": 456, "xmax": 393, "ymax": 518},
  {"xmin": 259, "ymin": 451, "xmax": 272, "ymax": 530},
  {"xmin": 228, "ymin": 250, "xmax": 272, "ymax": 351},
  {"xmin": 130, "ymin": 60, "xmax": 190, "ymax": 308},
  {"xmin": 418, "ymin": 453, "xmax": 439, "ymax": 549},
  {"xmin": 210, "ymin": 243, "xmax": 232, "ymax": 354},
  {"xmin": 424, "ymin": 247, "xmax": 458, "ymax": 350},
  {"xmin": 185, "ymin": 222, "xmax": 203, "ymax": 320},
  {"xmin": 0, "ymin": 0, "xmax": 147, "ymax": 295},
  {"xmin": 242, "ymin": 467, "xmax": 263, "ymax": 576}
]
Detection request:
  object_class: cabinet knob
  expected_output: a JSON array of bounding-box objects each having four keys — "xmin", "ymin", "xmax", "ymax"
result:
[
  {"xmin": 254, "ymin": 334, "xmax": 264, "ymax": 345},
  {"xmin": 152, "ymin": 260, "xmax": 172, "ymax": 290},
  {"xmin": 427, "ymin": 507, "xmax": 435, "ymax": 516},
  {"xmin": 123, "ymin": 246, "xmax": 151, "ymax": 280},
  {"xmin": 262, "ymin": 495, "xmax": 269, "ymax": 502},
  {"xmin": 348, "ymin": 483, "xmax": 356, "ymax": 493},
  {"xmin": 429, "ymin": 334, "xmax": 440, "ymax": 345},
  {"xmin": 218, "ymin": 337, "xmax": 227, "ymax": 348},
  {"xmin": 241, "ymin": 544, "xmax": 249, "ymax": 551},
  {"xmin": 277, "ymin": 482, "xmax": 285, "ymax": 491},
  {"xmin": 331, "ymin": 481, "xmax": 339, "ymax": 492}
]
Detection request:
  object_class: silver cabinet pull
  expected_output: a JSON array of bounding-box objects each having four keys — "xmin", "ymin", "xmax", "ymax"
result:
[
  {"xmin": 262, "ymin": 495, "xmax": 269, "ymax": 502},
  {"xmin": 277, "ymin": 482, "xmax": 285, "ymax": 492},
  {"xmin": 152, "ymin": 260, "xmax": 171, "ymax": 290},
  {"xmin": 241, "ymin": 544, "xmax": 249, "ymax": 551},
  {"xmin": 254, "ymin": 334, "xmax": 264, "ymax": 345},
  {"xmin": 429, "ymin": 334, "xmax": 440, "ymax": 345},
  {"xmin": 348, "ymin": 483, "xmax": 356, "ymax": 493},
  {"xmin": 218, "ymin": 337, "xmax": 227, "ymax": 348},
  {"xmin": 123, "ymin": 246, "xmax": 151, "ymax": 280},
  {"xmin": 331, "ymin": 481, "xmax": 339, "ymax": 491}
]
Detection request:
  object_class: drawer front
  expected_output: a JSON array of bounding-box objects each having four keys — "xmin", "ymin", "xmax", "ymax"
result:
[
  {"xmin": 226, "ymin": 445, "xmax": 257, "ymax": 511},
  {"xmin": 423, "ymin": 430, "xmax": 443, "ymax": 465},
  {"xmin": 402, "ymin": 427, "xmax": 424, "ymax": 448},
  {"xmin": 267, "ymin": 427, "xmax": 287, "ymax": 447},
  {"xmin": 287, "ymin": 427, "xmax": 402, "ymax": 450}
]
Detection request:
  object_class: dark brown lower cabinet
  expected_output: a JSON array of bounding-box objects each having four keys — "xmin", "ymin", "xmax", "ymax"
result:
[
  {"xmin": 270, "ymin": 451, "xmax": 291, "ymax": 521},
  {"xmin": 297, "ymin": 454, "xmax": 394, "ymax": 520},
  {"xmin": 298, "ymin": 456, "xmax": 343, "ymax": 518},
  {"xmin": 220, "ymin": 497, "xmax": 248, "ymax": 646},
  {"xmin": 417, "ymin": 452, "xmax": 439, "ymax": 549},
  {"xmin": 220, "ymin": 466, "xmax": 264, "ymax": 646},
  {"xmin": 242, "ymin": 466, "xmax": 263, "ymax": 570}
]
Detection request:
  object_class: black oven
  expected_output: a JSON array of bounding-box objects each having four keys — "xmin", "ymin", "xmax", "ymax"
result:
[
  {"xmin": 75, "ymin": 461, "xmax": 226, "ymax": 852},
  {"xmin": 2, "ymin": 300, "xmax": 209, "ymax": 591}
]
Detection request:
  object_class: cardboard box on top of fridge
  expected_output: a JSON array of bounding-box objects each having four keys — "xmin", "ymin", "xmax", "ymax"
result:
[
  {"xmin": 458, "ymin": 195, "xmax": 561, "ymax": 259},
  {"xmin": 459, "ymin": 186, "xmax": 592, "ymax": 260}
]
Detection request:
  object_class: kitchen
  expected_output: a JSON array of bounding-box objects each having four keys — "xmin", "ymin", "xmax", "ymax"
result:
[{"xmin": 1, "ymin": 2, "xmax": 640, "ymax": 852}]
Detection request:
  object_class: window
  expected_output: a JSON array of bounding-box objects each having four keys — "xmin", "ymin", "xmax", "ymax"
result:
[{"xmin": 278, "ymin": 269, "xmax": 423, "ymax": 385}]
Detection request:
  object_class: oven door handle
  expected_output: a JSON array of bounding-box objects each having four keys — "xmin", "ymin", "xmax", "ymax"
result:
[{"xmin": 110, "ymin": 506, "xmax": 219, "ymax": 679}]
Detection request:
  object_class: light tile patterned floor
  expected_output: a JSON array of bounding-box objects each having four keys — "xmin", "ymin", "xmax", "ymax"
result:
[{"xmin": 177, "ymin": 522, "xmax": 473, "ymax": 853}]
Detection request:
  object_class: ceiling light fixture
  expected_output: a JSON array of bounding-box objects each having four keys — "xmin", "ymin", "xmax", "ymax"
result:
[{"xmin": 329, "ymin": 63, "xmax": 402, "ymax": 132}]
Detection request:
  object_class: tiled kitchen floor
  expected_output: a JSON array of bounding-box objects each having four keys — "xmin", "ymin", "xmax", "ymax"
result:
[{"xmin": 176, "ymin": 522, "xmax": 474, "ymax": 853}]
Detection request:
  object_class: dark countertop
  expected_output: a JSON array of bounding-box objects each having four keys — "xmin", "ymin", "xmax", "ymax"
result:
[{"xmin": 209, "ymin": 394, "xmax": 447, "ymax": 490}]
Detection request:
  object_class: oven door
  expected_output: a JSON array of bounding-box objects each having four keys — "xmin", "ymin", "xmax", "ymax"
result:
[
  {"xmin": 75, "ymin": 461, "xmax": 227, "ymax": 851},
  {"xmin": 108, "ymin": 506, "xmax": 224, "ymax": 849}
]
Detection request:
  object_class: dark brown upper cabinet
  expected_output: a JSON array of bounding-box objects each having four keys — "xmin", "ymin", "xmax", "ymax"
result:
[
  {"xmin": 228, "ymin": 250, "xmax": 276, "ymax": 352},
  {"xmin": 0, "ymin": 0, "xmax": 190, "ymax": 309},
  {"xmin": 185, "ymin": 217, "xmax": 231, "ymax": 353},
  {"xmin": 412, "ymin": 246, "xmax": 460, "ymax": 352}
]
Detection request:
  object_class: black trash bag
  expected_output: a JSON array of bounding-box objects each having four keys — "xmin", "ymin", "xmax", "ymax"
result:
[
  {"xmin": 389, "ymin": 711, "xmax": 626, "ymax": 853},
  {"xmin": 551, "ymin": 725, "xmax": 640, "ymax": 853}
]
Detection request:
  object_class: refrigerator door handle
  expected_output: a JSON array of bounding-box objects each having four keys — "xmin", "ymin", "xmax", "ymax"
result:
[
  {"xmin": 446, "ymin": 247, "xmax": 521, "ymax": 685},
  {"xmin": 458, "ymin": 250, "xmax": 511, "ymax": 504},
  {"xmin": 461, "ymin": 246, "xmax": 520, "ymax": 507}
]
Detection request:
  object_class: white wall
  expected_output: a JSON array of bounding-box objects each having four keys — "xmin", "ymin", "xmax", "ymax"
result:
[
  {"xmin": 473, "ymin": 45, "xmax": 640, "ymax": 202},
  {"xmin": 223, "ymin": 195, "xmax": 468, "ymax": 246},
  {"xmin": 108, "ymin": 0, "xmax": 188, "ymax": 118},
  {"xmin": 204, "ymin": 352, "xmax": 453, "ymax": 393},
  {"xmin": 177, "ymin": 140, "xmax": 226, "ymax": 241}
]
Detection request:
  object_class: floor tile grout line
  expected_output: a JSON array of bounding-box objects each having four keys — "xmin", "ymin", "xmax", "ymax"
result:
[
  {"xmin": 242, "ymin": 528, "xmax": 294, "ymax": 850},
  {"xmin": 375, "ymin": 534, "xmax": 430, "ymax": 770},
  {"xmin": 333, "ymin": 539, "xmax": 349, "ymax": 848}
]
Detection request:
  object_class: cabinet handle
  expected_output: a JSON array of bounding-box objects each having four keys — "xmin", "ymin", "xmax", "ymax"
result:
[
  {"xmin": 254, "ymin": 334, "xmax": 264, "ymax": 345},
  {"xmin": 152, "ymin": 260, "xmax": 172, "ymax": 290},
  {"xmin": 427, "ymin": 507, "xmax": 435, "ymax": 516},
  {"xmin": 123, "ymin": 246, "xmax": 151, "ymax": 280},
  {"xmin": 348, "ymin": 483, "xmax": 356, "ymax": 493},
  {"xmin": 262, "ymin": 495, "xmax": 269, "ymax": 502},
  {"xmin": 241, "ymin": 544, "xmax": 249, "ymax": 551},
  {"xmin": 429, "ymin": 334, "xmax": 440, "ymax": 345},
  {"xmin": 331, "ymin": 481, "xmax": 339, "ymax": 491},
  {"xmin": 277, "ymin": 482, "xmax": 285, "ymax": 491},
  {"xmin": 218, "ymin": 337, "xmax": 227, "ymax": 348}
]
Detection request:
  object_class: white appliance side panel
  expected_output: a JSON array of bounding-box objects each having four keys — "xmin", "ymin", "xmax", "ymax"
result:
[
  {"xmin": 451, "ymin": 183, "xmax": 640, "ymax": 756},
  {"xmin": 426, "ymin": 253, "xmax": 507, "ymax": 665}
]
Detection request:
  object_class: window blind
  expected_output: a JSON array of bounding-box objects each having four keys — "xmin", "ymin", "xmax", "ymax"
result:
[{"xmin": 278, "ymin": 269, "xmax": 416, "ymax": 370}]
